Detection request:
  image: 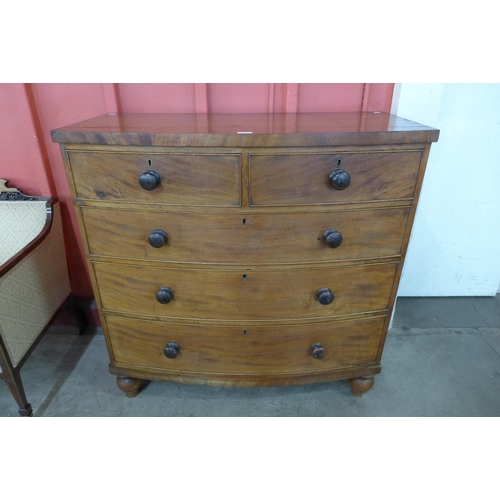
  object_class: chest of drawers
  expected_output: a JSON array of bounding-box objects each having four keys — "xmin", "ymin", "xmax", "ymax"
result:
[{"xmin": 52, "ymin": 112, "xmax": 439, "ymax": 398}]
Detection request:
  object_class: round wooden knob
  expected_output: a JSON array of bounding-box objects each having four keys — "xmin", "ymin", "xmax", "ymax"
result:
[
  {"xmin": 323, "ymin": 229, "xmax": 343, "ymax": 248},
  {"xmin": 148, "ymin": 229, "xmax": 168, "ymax": 248},
  {"xmin": 317, "ymin": 287, "xmax": 334, "ymax": 305},
  {"xmin": 310, "ymin": 342, "xmax": 325, "ymax": 360},
  {"xmin": 156, "ymin": 286, "xmax": 174, "ymax": 304},
  {"xmin": 139, "ymin": 170, "xmax": 161, "ymax": 191},
  {"xmin": 329, "ymin": 169, "xmax": 350, "ymax": 190},
  {"xmin": 164, "ymin": 342, "xmax": 180, "ymax": 359}
]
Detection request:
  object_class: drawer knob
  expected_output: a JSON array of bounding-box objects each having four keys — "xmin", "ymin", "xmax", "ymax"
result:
[
  {"xmin": 316, "ymin": 287, "xmax": 334, "ymax": 305},
  {"xmin": 164, "ymin": 342, "xmax": 180, "ymax": 359},
  {"xmin": 148, "ymin": 229, "xmax": 168, "ymax": 248},
  {"xmin": 329, "ymin": 169, "xmax": 351, "ymax": 190},
  {"xmin": 323, "ymin": 229, "xmax": 343, "ymax": 248},
  {"xmin": 156, "ymin": 286, "xmax": 174, "ymax": 304},
  {"xmin": 310, "ymin": 342, "xmax": 325, "ymax": 360},
  {"xmin": 139, "ymin": 170, "xmax": 161, "ymax": 191}
]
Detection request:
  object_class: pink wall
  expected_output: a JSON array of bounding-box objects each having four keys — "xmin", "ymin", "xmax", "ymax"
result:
[{"xmin": 0, "ymin": 83, "xmax": 394, "ymax": 297}]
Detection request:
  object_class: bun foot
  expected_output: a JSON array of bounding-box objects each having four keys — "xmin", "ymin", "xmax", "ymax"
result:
[
  {"xmin": 348, "ymin": 376, "xmax": 375, "ymax": 397},
  {"xmin": 116, "ymin": 376, "xmax": 144, "ymax": 398}
]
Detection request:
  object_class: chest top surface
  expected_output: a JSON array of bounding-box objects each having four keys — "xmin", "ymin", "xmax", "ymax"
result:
[{"xmin": 51, "ymin": 112, "xmax": 439, "ymax": 147}]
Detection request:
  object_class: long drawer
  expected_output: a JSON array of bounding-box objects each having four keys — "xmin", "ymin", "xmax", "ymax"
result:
[
  {"xmin": 67, "ymin": 151, "xmax": 241, "ymax": 206},
  {"xmin": 94, "ymin": 261, "xmax": 398, "ymax": 321},
  {"xmin": 82, "ymin": 206, "xmax": 410, "ymax": 264},
  {"xmin": 107, "ymin": 315, "xmax": 386, "ymax": 374},
  {"xmin": 249, "ymin": 151, "xmax": 422, "ymax": 206}
]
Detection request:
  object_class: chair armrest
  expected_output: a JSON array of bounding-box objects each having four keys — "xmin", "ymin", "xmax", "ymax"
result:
[{"xmin": 0, "ymin": 198, "xmax": 57, "ymax": 277}]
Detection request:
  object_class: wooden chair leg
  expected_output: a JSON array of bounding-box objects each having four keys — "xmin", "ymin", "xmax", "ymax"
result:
[{"xmin": 4, "ymin": 372, "xmax": 33, "ymax": 416}]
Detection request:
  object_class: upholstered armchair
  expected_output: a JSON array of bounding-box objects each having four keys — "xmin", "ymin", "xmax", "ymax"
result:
[{"xmin": 0, "ymin": 180, "xmax": 86, "ymax": 416}]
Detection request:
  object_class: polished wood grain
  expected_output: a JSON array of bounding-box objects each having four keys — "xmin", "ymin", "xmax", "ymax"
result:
[
  {"xmin": 93, "ymin": 261, "xmax": 398, "ymax": 321},
  {"xmin": 67, "ymin": 151, "xmax": 241, "ymax": 206},
  {"xmin": 109, "ymin": 362, "xmax": 382, "ymax": 388},
  {"xmin": 81, "ymin": 206, "xmax": 411, "ymax": 264},
  {"xmin": 249, "ymin": 151, "xmax": 422, "ymax": 206},
  {"xmin": 107, "ymin": 315, "xmax": 386, "ymax": 375},
  {"xmin": 52, "ymin": 112, "xmax": 439, "ymax": 396},
  {"xmin": 51, "ymin": 112, "xmax": 440, "ymax": 147}
]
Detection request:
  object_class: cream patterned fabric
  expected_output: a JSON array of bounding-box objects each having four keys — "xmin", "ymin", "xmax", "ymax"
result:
[
  {"xmin": 0, "ymin": 202, "xmax": 71, "ymax": 367},
  {"xmin": 0, "ymin": 201, "xmax": 48, "ymax": 265}
]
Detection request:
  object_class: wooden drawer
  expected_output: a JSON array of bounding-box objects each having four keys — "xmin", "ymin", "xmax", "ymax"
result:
[
  {"xmin": 82, "ymin": 206, "xmax": 410, "ymax": 263},
  {"xmin": 94, "ymin": 261, "xmax": 398, "ymax": 321},
  {"xmin": 67, "ymin": 151, "xmax": 241, "ymax": 206},
  {"xmin": 107, "ymin": 315, "xmax": 386, "ymax": 375},
  {"xmin": 249, "ymin": 151, "xmax": 422, "ymax": 206}
]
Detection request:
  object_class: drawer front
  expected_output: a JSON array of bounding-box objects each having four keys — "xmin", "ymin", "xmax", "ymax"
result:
[
  {"xmin": 94, "ymin": 261, "xmax": 398, "ymax": 320},
  {"xmin": 107, "ymin": 315, "xmax": 385, "ymax": 374},
  {"xmin": 67, "ymin": 152, "xmax": 241, "ymax": 206},
  {"xmin": 249, "ymin": 151, "xmax": 422, "ymax": 206},
  {"xmin": 82, "ymin": 207, "xmax": 410, "ymax": 263}
]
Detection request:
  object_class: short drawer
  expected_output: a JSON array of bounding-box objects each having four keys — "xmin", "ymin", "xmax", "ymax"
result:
[
  {"xmin": 249, "ymin": 151, "xmax": 422, "ymax": 206},
  {"xmin": 107, "ymin": 315, "xmax": 385, "ymax": 375},
  {"xmin": 94, "ymin": 261, "xmax": 398, "ymax": 321},
  {"xmin": 67, "ymin": 151, "xmax": 241, "ymax": 206},
  {"xmin": 82, "ymin": 206, "xmax": 410, "ymax": 263}
]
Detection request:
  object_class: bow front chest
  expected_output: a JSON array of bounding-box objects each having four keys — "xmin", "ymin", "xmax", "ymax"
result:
[{"xmin": 52, "ymin": 112, "xmax": 439, "ymax": 397}]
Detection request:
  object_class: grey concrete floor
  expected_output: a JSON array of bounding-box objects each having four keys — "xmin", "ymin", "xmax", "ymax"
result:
[{"xmin": 1, "ymin": 295, "xmax": 500, "ymax": 417}]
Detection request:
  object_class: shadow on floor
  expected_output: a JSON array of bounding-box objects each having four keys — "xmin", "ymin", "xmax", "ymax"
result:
[{"xmin": 29, "ymin": 328, "xmax": 96, "ymax": 417}]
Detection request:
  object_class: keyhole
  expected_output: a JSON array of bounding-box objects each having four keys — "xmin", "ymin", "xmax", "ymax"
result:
[
  {"xmin": 337, "ymin": 158, "xmax": 342, "ymax": 166},
  {"xmin": 242, "ymin": 274, "xmax": 247, "ymax": 280},
  {"xmin": 243, "ymin": 330, "xmax": 247, "ymax": 335},
  {"xmin": 148, "ymin": 159, "xmax": 152, "ymax": 166},
  {"xmin": 242, "ymin": 218, "xmax": 246, "ymax": 225}
]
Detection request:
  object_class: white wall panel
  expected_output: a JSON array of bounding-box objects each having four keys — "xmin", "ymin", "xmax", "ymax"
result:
[{"xmin": 393, "ymin": 84, "xmax": 500, "ymax": 296}]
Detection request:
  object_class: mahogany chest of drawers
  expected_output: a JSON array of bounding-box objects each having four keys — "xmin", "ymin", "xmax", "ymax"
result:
[{"xmin": 52, "ymin": 112, "xmax": 439, "ymax": 397}]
